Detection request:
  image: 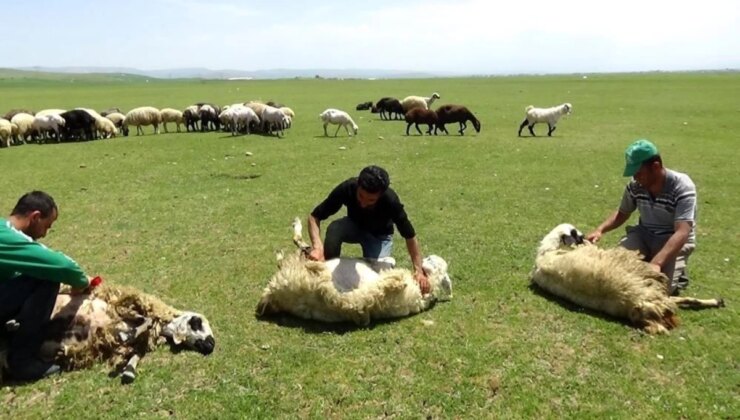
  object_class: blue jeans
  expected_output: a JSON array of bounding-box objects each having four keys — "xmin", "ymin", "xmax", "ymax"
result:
[{"xmin": 324, "ymin": 217, "xmax": 393, "ymax": 259}]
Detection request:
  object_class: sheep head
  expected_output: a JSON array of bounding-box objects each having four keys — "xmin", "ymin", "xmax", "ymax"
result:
[
  {"xmin": 537, "ymin": 223, "xmax": 585, "ymax": 256},
  {"xmin": 161, "ymin": 312, "xmax": 215, "ymax": 355},
  {"xmin": 422, "ymin": 255, "xmax": 452, "ymax": 301},
  {"xmin": 563, "ymin": 103, "xmax": 572, "ymax": 114}
]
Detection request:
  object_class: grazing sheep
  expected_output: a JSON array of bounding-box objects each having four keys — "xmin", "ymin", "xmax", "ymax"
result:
[
  {"xmin": 183, "ymin": 105, "xmax": 200, "ymax": 132},
  {"xmin": 123, "ymin": 107, "xmax": 162, "ymax": 136},
  {"xmin": 3, "ymin": 109, "xmax": 34, "ymax": 121},
  {"xmin": 404, "ymin": 108, "xmax": 438, "ymax": 136},
  {"xmin": 77, "ymin": 108, "xmax": 113, "ymax": 140},
  {"xmin": 160, "ymin": 108, "xmax": 184, "ymax": 133},
  {"xmin": 105, "ymin": 112, "xmax": 128, "ymax": 136},
  {"xmin": 435, "ymin": 105, "xmax": 481, "ymax": 135},
  {"xmin": 256, "ymin": 218, "xmax": 452, "ymax": 325},
  {"xmin": 99, "ymin": 107, "xmax": 121, "ymax": 117},
  {"xmin": 198, "ymin": 105, "xmax": 220, "ymax": 132},
  {"xmin": 518, "ymin": 103, "xmax": 572, "ymax": 137},
  {"xmin": 261, "ymin": 106, "xmax": 289, "ymax": 137},
  {"xmin": 0, "ymin": 284, "xmax": 215, "ymax": 384},
  {"xmin": 32, "ymin": 114, "xmax": 66, "ymax": 143},
  {"xmin": 59, "ymin": 110, "xmax": 97, "ymax": 141},
  {"xmin": 0, "ymin": 119, "xmax": 14, "ymax": 147},
  {"xmin": 320, "ymin": 108, "xmax": 358, "ymax": 137},
  {"xmin": 10, "ymin": 113, "xmax": 36, "ymax": 144},
  {"xmin": 96, "ymin": 117, "xmax": 118, "ymax": 138},
  {"xmin": 35, "ymin": 109, "xmax": 66, "ymax": 118},
  {"xmin": 400, "ymin": 93, "xmax": 441, "ymax": 113},
  {"xmin": 371, "ymin": 97, "xmax": 404, "ymax": 120},
  {"xmin": 531, "ymin": 223, "xmax": 724, "ymax": 334},
  {"xmin": 219, "ymin": 105, "xmax": 260, "ymax": 135},
  {"xmin": 355, "ymin": 101, "xmax": 373, "ymax": 111},
  {"xmin": 266, "ymin": 101, "xmax": 285, "ymax": 108},
  {"xmin": 245, "ymin": 102, "xmax": 267, "ymax": 124},
  {"xmin": 279, "ymin": 107, "xmax": 295, "ymax": 128}
]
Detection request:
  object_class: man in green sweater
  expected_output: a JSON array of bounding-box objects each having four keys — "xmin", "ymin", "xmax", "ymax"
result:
[{"xmin": 0, "ymin": 191, "xmax": 90, "ymax": 381}]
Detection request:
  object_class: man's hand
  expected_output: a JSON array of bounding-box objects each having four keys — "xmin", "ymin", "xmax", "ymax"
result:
[
  {"xmin": 586, "ymin": 230, "xmax": 603, "ymax": 243},
  {"xmin": 648, "ymin": 262, "xmax": 662, "ymax": 273},
  {"xmin": 415, "ymin": 270, "xmax": 430, "ymax": 295},
  {"xmin": 308, "ymin": 247, "xmax": 325, "ymax": 262}
]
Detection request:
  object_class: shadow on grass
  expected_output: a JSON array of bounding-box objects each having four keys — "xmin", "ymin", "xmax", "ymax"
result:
[
  {"xmin": 255, "ymin": 300, "xmax": 443, "ymax": 335},
  {"xmin": 528, "ymin": 283, "xmax": 633, "ymax": 330},
  {"xmin": 210, "ymin": 173, "xmax": 262, "ymax": 180}
]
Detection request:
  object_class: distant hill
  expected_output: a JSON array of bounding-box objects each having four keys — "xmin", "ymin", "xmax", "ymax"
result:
[
  {"xmin": 11, "ymin": 66, "xmax": 455, "ymax": 80},
  {"xmin": 0, "ymin": 68, "xmax": 151, "ymax": 82}
]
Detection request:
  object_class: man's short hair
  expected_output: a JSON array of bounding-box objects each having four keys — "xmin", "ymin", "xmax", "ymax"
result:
[
  {"xmin": 11, "ymin": 191, "xmax": 57, "ymax": 218},
  {"xmin": 641, "ymin": 154, "xmax": 663, "ymax": 168},
  {"xmin": 358, "ymin": 165, "xmax": 390, "ymax": 193}
]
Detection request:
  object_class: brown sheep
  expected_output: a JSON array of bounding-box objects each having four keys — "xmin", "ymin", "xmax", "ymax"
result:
[
  {"xmin": 404, "ymin": 108, "xmax": 438, "ymax": 136},
  {"xmin": 435, "ymin": 105, "xmax": 481, "ymax": 135},
  {"xmin": 3, "ymin": 109, "xmax": 35, "ymax": 121}
]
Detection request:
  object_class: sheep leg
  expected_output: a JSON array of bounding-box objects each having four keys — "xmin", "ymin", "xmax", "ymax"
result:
[
  {"xmin": 518, "ymin": 119, "xmax": 529, "ymax": 136},
  {"xmin": 459, "ymin": 122, "xmax": 466, "ymax": 135},
  {"xmin": 670, "ymin": 296, "xmax": 725, "ymax": 309},
  {"xmin": 345, "ymin": 124, "xmax": 351, "ymax": 137},
  {"xmin": 548, "ymin": 124, "xmax": 556, "ymax": 136},
  {"xmin": 323, "ymin": 123, "xmax": 329, "ymax": 137},
  {"xmin": 415, "ymin": 123, "xmax": 422, "ymax": 135},
  {"xmin": 528, "ymin": 124, "xmax": 536, "ymax": 137},
  {"xmin": 121, "ymin": 354, "xmax": 141, "ymax": 384},
  {"xmin": 163, "ymin": 123, "xmax": 169, "ymax": 133},
  {"xmin": 406, "ymin": 122, "xmax": 412, "ymax": 136},
  {"xmin": 426, "ymin": 124, "xmax": 433, "ymax": 135},
  {"xmin": 334, "ymin": 125, "xmax": 341, "ymax": 137}
]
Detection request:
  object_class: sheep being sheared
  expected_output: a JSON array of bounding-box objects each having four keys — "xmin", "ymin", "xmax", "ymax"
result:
[
  {"xmin": 256, "ymin": 218, "xmax": 452, "ymax": 325},
  {"xmin": 0, "ymin": 284, "xmax": 215, "ymax": 384},
  {"xmin": 531, "ymin": 223, "xmax": 724, "ymax": 334}
]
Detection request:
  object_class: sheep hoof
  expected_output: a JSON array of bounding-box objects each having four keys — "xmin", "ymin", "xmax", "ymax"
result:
[
  {"xmin": 717, "ymin": 298, "xmax": 726, "ymax": 308},
  {"xmin": 121, "ymin": 370, "xmax": 136, "ymax": 384}
]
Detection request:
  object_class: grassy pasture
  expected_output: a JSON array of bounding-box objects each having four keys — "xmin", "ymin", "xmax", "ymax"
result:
[{"xmin": 0, "ymin": 72, "xmax": 738, "ymax": 418}]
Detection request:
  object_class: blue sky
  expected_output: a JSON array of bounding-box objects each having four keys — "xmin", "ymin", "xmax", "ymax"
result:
[{"xmin": 5, "ymin": 0, "xmax": 739, "ymax": 74}]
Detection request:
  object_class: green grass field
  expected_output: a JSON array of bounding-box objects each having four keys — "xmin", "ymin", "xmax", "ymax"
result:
[{"xmin": 0, "ymin": 73, "xmax": 738, "ymax": 418}]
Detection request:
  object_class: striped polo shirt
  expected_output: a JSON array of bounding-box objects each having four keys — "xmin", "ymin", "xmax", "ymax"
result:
[{"xmin": 619, "ymin": 169, "xmax": 697, "ymax": 243}]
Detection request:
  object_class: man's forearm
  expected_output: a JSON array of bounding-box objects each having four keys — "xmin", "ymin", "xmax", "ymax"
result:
[
  {"xmin": 307, "ymin": 214, "xmax": 323, "ymax": 249},
  {"xmin": 405, "ymin": 237, "xmax": 423, "ymax": 272},
  {"xmin": 651, "ymin": 230, "xmax": 689, "ymax": 269},
  {"xmin": 597, "ymin": 211, "xmax": 630, "ymax": 234}
]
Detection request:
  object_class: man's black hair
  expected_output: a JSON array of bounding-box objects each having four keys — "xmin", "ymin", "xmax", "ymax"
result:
[
  {"xmin": 357, "ymin": 165, "xmax": 390, "ymax": 194},
  {"xmin": 11, "ymin": 191, "xmax": 57, "ymax": 218}
]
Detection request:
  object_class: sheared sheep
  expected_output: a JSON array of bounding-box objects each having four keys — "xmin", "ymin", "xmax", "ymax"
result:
[
  {"xmin": 404, "ymin": 108, "xmax": 438, "ymax": 136},
  {"xmin": 400, "ymin": 93, "xmax": 441, "ymax": 113},
  {"xmin": 518, "ymin": 103, "xmax": 571, "ymax": 137},
  {"xmin": 256, "ymin": 218, "xmax": 452, "ymax": 325},
  {"xmin": 0, "ymin": 284, "xmax": 215, "ymax": 384},
  {"xmin": 320, "ymin": 108, "xmax": 358, "ymax": 137},
  {"xmin": 531, "ymin": 223, "xmax": 724, "ymax": 334},
  {"xmin": 183, "ymin": 105, "xmax": 200, "ymax": 132},
  {"xmin": 435, "ymin": 105, "xmax": 481, "ymax": 135},
  {"xmin": 32, "ymin": 114, "xmax": 66, "ymax": 143},
  {"xmin": 260, "ymin": 106, "xmax": 289, "ymax": 137},
  {"xmin": 35, "ymin": 109, "xmax": 66, "ymax": 118},
  {"xmin": 123, "ymin": 107, "xmax": 161, "ymax": 136},
  {"xmin": 160, "ymin": 108, "xmax": 184, "ymax": 133}
]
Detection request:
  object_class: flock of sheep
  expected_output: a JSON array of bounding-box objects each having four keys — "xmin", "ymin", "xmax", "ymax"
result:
[{"xmin": 0, "ymin": 92, "xmax": 575, "ymax": 147}]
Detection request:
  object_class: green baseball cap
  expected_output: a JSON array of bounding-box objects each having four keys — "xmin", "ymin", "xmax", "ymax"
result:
[{"xmin": 623, "ymin": 139, "xmax": 659, "ymax": 177}]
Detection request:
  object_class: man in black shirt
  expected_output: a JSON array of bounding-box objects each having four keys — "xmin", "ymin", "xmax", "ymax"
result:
[{"xmin": 307, "ymin": 165, "xmax": 430, "ymax": 294}]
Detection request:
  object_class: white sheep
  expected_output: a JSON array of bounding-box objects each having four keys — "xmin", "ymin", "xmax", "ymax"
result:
[
  {"xmin": 0, "ymin": 119, "xmax": 13, "ymax": 147},
  {"xmin": 123, "ymin": 106, "xmax": 162, "ymax": 136},
  {"xmin": 319, "ymin": 108, "xmax": 358, "ymax": 137},
  {"xmin": 10, "ymin": 113, "xmax": 36, "ymax": 144},
  {"xmin": 279, "ymin": 107, "xmax": 295, "ymax": 128},
  {"xmin": 160, "ymin": 108, "xmax": 184, "ymax": 133},
  {"xmin": 104, "ymin": 112, "xmax": 127, "ymax": 136},
  {"xmin": 32, "ymin": 114, "xmax": 66, "ymax": 143},
  {"xmin": 400, "ymin": 92, "xmax": 441, "ymax": 113},
  {"xmin": 256, "ymin": 218, "xmax": 452, "ymax": 325},
  {"xmin": 34, "ymin": 109, "xmax": 66, "ymax": 118},
  {"xmin": 261, "ymin": 106, "xmax": 289, "ymax": 137},
  {"xmin": 0, "ymin": 284, "xmax": 215, "ymax": 384},
  {"xmin": 531, "ymin": 223, "xmax": 724, "ymax": 334},
  {"xmin": 518, "ymin": 103, "xmax": 572, "ymax": 137},
  {"xmin": 96, "ymin": 117, "xmax": 118, "ymax": 138}
]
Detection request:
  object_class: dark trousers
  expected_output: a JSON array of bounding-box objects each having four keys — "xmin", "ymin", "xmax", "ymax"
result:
[{"xmin": 0, "ymin": 275, "xmax": 59, "ymax": 371}]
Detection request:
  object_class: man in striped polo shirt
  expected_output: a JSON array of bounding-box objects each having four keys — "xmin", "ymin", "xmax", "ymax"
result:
[{"xmin": 587, "ymin": 139, "xmax": 697, "ymax": 295}]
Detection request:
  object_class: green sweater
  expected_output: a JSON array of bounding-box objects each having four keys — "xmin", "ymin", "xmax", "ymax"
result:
[{"xmin": 0, "ymin": 218, "xmax": 88, "ymax": 288}]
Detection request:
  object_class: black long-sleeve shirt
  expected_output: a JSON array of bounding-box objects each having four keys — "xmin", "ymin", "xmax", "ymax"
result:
[{"xmin": 311, "ymin": 178, "xmax": 416, "ymax": 239}]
